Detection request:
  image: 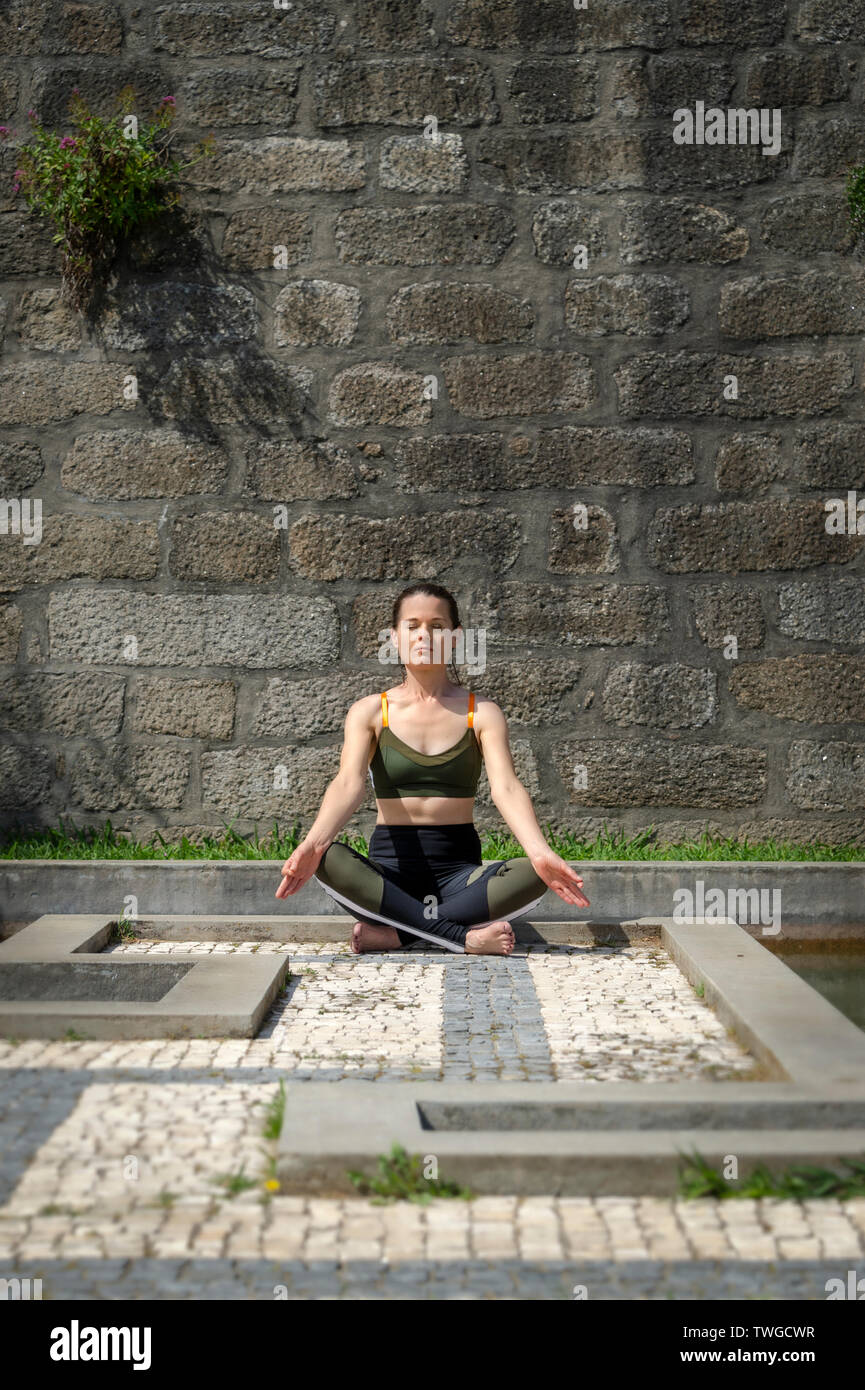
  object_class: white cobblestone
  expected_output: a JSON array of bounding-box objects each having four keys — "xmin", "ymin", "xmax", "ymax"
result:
[{"xmin": 526, "ymin": 946, "xmax": 759, "ymax": 1082}]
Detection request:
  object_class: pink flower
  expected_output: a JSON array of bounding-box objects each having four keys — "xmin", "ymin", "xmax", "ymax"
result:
[
  {"xmin": 59, "ymin": 136, "xmax": 77, "ymax": 150},
  {"xmin": 162, "ymin": 96, "xmax": 176, "ymax": 106}
]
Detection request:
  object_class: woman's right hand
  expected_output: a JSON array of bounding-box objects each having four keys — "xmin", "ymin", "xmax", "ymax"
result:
[{"xmin": 275, "ymin": 839, "xmax": 327, "ymax": 899}]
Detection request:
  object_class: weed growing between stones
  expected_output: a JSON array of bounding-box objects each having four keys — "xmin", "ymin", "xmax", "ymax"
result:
[
  {"xmin": 257, "ymin": 1080, "xmax": 287, "ymax": 1195},
  {"xmin": 113, "ymin": 915, "xmax": 137, "ymax": 943},
  {"xmin": 211, "ymin": 1165, "xmax": 258, "ymax": 1198},
  {"xmin": 678, "ymin": 1148, "xmax": 865, "ymax": 1199},
  {"xmin": 261, "ymin": 1079, "xmax": 286, "ymax": 1142},
  {"xmin": 348, "ymin": 1143, "xmax": 474, "ymax": 1205}
]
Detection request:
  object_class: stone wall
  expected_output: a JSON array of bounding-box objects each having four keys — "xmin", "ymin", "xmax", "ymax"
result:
[{"xmin": 1, "ymin": 0, "xmax": 865, "ymax": 845}]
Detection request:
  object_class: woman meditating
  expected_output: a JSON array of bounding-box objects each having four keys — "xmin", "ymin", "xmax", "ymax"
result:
[{"xmin": 275, "ymin": 582, "xmax": 590, "ymax": 955}]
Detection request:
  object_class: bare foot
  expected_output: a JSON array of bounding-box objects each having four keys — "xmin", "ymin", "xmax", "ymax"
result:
[
  {"xmin": 464, "ymin": 920, "xmax": 516, "ymax": 955},
  {"xmin": 350, "ymin": 920, "xmax": 405, "ymax": 954}
]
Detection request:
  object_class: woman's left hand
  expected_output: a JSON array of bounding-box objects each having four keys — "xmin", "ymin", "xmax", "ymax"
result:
[{"xmin": 529, "ymin": 848, "xmax": 590, "ymax": 908}]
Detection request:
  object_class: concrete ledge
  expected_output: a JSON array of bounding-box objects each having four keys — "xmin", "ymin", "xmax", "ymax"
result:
[
  {"xmin": 0, "ymin": 915, "xmax": 117, "ymax": 958},
  {"xmin": 662, "ymin": 917, "xmax": 865, "ymax": 1087},
  {"xmin": 0, "ymin": 916, "xmax": 290, "ymax": 1040},
  {"xmin": 276, "ymin": 1081, "xmax": 865, "ymax": 1197},
  {"xmin": 26, "ymin": 914, "xmax": 661, "ymax": 946},
  {"xmin": 1, "ymin": 859, "xmax": 863, "ymax": 934},
  {"xmin": 414, "ymin": 1085, "xmax": 865, "ymax": 1131}
]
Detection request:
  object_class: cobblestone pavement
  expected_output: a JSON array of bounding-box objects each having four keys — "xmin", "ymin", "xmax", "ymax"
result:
[
  {"xmin": 0, "ymin": 940, "xmax": 859, "ymax": 1299},
  {"xmin": 58, "ymin": 938, "xmax": 757, "ymax": 1083}
]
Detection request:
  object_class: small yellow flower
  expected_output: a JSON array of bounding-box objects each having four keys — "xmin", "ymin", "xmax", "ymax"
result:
[{"xmin": 264, "ymin": 1179, "xmax": 280, "ymax": 1191}]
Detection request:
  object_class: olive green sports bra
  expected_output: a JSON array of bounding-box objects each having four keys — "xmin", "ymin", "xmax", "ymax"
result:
[{"xmin": 368, "ymin": 691, "xmax": 483, "ymax": 800}]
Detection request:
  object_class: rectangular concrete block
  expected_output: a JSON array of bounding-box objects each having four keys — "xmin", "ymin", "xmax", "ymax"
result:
[
  {"xmin": 0, "ymin": 916, "xmax": 290, "ymax": 1039},
  {"xmin": 276, "ymin": 1081, "xmax": 865, "ymax": 1197}
]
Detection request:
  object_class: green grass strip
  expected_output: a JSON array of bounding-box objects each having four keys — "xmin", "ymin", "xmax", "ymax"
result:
[{"xmin": 0, "ymin": 818, "xmax": 862, "ymax": 862}]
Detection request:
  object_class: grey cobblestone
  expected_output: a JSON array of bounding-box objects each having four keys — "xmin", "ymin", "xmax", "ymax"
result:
[
  {"xmin": 2, "ymin": 1257, "xmax": 854, "ymax": 1300},
  {"xmin": 442, "ymin": 954, "xmax": 555, "ymax": 1081}
]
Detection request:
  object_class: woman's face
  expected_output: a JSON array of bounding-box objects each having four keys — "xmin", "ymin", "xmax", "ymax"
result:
[{"xmin": 392, "ymin": 596, "xmax": 459, "ymax": 669}]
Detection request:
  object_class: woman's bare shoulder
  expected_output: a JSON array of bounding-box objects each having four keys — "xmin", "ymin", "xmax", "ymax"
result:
[
  {"xmin": 471, "ymin": 691, "xmax": 506, "ymax": 731},
  {"xmin": 345, "ymin": 692, "xmax": 385, "ymax": 727}
]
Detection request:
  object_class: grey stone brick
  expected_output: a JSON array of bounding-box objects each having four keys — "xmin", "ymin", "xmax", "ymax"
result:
[{"xmin": 602, "ymin": 663, "xmax": 717, "ymax": 730}]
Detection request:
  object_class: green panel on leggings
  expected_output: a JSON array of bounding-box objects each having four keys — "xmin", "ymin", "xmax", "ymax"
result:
[
  {"xmin": 315, "ymin": 842, "xmax": 384, "ymax": 914},
  {"xmin": 485, "ymin": 860, "xmax": 547, "ymax": 916}
]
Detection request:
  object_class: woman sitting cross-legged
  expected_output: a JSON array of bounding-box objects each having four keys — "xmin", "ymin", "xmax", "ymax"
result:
[{"xmin": 275, "ymin": 581, "xmax": 590, "ymax": 956}]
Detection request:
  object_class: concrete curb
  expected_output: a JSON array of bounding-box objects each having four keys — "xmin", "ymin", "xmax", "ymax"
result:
[
  {"xmin": 10, "ymin": 913, "xmax": 662, "ymax": 945},
  {"xmin": 276, "ymin": 1080, "xmax": 865, "ymax": 1197},
  {"xmin": 662, "ymin": 918, "xmax": 865, "ymax": 1087}
]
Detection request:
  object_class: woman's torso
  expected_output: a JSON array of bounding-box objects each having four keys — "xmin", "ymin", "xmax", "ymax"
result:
[{"xmin": 368, "ymin": 687, "xmax": 482, "ymax": 826}]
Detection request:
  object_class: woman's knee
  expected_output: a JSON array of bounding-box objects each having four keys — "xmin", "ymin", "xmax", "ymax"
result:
[
  {"xmin": 314, "ymin": 840, "xmax": 361, "ymax": 888},
  {"xmin": 506, "ymin": 858, "xmax": 546, "ymax": 892},
  {"xmin": 486, "ymin": 859, "xmax": 547, "ymax": 914},
  {"xmin": 314, "ymin": 840, "xmax": 337, "ymax": 879},
  {"xmin": 314, "ymin": 842, "xmax": 384, "ymax": 914}
]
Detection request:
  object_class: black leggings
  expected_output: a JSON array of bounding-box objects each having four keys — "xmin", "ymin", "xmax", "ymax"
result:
[{"xmin": 312, "ymin": 823, "xmax": 548, "ymax": 953}]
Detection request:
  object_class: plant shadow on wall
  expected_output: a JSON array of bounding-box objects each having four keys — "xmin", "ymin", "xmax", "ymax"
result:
[
  {"xmin": 2, "ymin": 84, "xmax": 320, "ymax": 446},
  {"xmin": 0, "ymin": 85, "xmax": 324, "ymax": 837}
]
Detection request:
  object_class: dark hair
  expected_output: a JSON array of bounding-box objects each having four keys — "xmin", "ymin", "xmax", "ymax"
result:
[{"xmin": 391, "ymin": 582, "xmax": 463, "ymax": 687}]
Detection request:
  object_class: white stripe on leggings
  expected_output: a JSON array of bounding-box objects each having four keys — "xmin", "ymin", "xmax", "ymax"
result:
[
  {"xmin": 316, "ymin": 880, "xmax": 466, "ymax": 953},
  {"xmin": 315, "ymin": 881, "xmax": 549, "ymax": 953}
]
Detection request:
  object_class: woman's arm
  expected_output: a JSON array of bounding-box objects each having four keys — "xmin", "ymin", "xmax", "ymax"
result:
[
  {"xmin": 275, "ymin": 695, "xmax": 377, "ymax": 898},
  {"xmin": 303, "ymin": 694, "xmax": 376, "ymax": 852},
  {"xmin": 477, "ymin": 700, "xmax": 590, "ymax": 909}
]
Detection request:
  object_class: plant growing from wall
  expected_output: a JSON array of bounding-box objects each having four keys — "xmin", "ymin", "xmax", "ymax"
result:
[
  {"xmin": 0, "ymin": 85, "xmax": 213, "ymax": 314},
  {"xmin": 846, "ymin": 163, "xmax": 865, "ymax": 246}
]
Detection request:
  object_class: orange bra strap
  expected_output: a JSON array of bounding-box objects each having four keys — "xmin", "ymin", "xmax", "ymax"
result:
[
  {"xmin": 467, "ymin": 692, "xmax": 475, "ymax": 728},
  {"xmin": 381, "ymin": 692, "xmax": 388, "ymax": 727}
]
